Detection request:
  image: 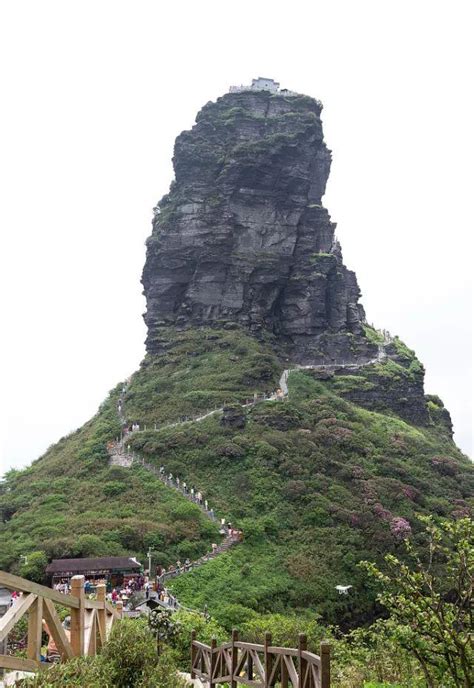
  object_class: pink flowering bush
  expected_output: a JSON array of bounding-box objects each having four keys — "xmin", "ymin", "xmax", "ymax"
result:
[
  {"xmin": 373, "ymin": 503, "xmax": 392, "ymax": 522},
  {"xmin": 389, "ymin": 516, "xmax": 411, "ymax": 539}
]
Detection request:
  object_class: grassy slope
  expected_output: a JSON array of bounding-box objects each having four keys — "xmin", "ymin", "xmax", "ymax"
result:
[
  {"xmin": 0, "ymin": 385, "xmax": 219, "ymax": 574},
  {"xmin": 1, "ymin": 327, "xmax": 472, "ymax": 631},
  {"xmin": 123, "ymin": 328, "xmax": 472, "ymax": 628}
]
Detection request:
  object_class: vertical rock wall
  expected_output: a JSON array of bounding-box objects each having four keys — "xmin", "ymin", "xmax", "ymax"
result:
[{"xmin": 142, "ymin": 90, "xmax": 374, "ymax": 363}]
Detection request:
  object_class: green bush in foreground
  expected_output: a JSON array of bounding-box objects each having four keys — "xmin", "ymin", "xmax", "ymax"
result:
[
  {"xmin": 19, "ymin": 618, "xmax": 186, "ymax": 688},
  {"xmin": 362, "ymin": 517, "xmax": 473, "ymax": 688}
]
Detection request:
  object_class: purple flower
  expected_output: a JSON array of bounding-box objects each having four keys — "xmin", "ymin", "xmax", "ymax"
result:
[{"xmin": 390, "ymin": 516, "xmax": 412, "ymax": 539}]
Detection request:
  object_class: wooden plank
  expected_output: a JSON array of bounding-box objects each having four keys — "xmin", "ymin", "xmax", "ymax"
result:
[
  {"xmin": 301, "ymin": 651, "xmax": 321, "ymax": 665},
  {"xmin": 191, "ymin": 629, "xmax": 197, "ymax": 679},
  {"xmin": 231, "ymin": 629, "xmax": 238, "ymax": 688},
  {"xmin": 319, "ymin": 642, "xmax": 330, "ymax": 688},
  {"xmin": 0, "ymin": 570, "xmax": 80, "ymax": 608},
  {"xmin": 0, "ymin": 653, "xmax": 41, "ymax": 672},
  {"xmin": 0, "ymin": 593, "xmax": 37, "ymax": 642},
  {"xmin": 84, "ymin": 609, "xmax": 97, "ymax": 656},
  {"xmin": 268, "ymin": 646, "xmax": 299, "ymax": 656},
  {"xmin": 105, "ymin": 601, "xmax": 121, "ymax": 619},
  {"xmin": 310, "ymin": 663, "xmax": 320, "ymax": 688},
  {"xmin": 70, "ymin": 575, "xmax": 85, "ymax": 656},
  {"xmin": 235, "ymin": 648, "xmax": 248, "ymax": 676},
  {"xmin": 298, "ymin": 634, "xmax": 307, "ymax": 688},
  {"xmin": 264, "ymin": 632, "xmax": 272, "ymax": 688},
  {"xmin": 194, "ymin": 640, "xmax": 212, "ymax": 651},
  {"xmin": 251, "ymin": 649, "xmax": 265, "ymax": 681},
  {"xmin": 268, "ymin": 655, "xmax": 280, "ymax": 685},
  {"xmin": 106, "ymin": 611, "xmax": 115, "ymax": 637},
  {"xmin": 281, "ymin": 656, "xmax": 289, "ymax": 688},
  {"xmin": 84, "ymin": 599, "xmax": 103, "ymax": 609},
  {"xmin": 283, "ymin": 655, "xmax": 299, "ymax": 687},
  {"xmin": 96, "ymin": 584, "xmax": 106, "ymax": 646},
  {"xmin": 43, "ymin": 598, "xmax": 74, "ymax": 660},
  {"xmin": 210, "ymin": 637, "xmax": 216, "ymax": 688},
  {"xmin": 235, "ymin": 641, "xmax": 265, "ymax": 652},
  {"xmin": 27, "ymin": 597, "xmax": 43, "ymax": 661},
  {"xmin": 212, "ymin": 641, "xmax": 232, "ymax": 651}
]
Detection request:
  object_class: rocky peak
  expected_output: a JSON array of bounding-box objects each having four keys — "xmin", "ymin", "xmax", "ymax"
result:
[{"xmin": 142, "ymin": 88, "xmax": 373, "ymax": 364}]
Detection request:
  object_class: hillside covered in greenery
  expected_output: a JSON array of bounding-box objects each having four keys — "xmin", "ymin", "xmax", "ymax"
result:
[{"xmin": 1, "ymin": 327, "xmax": 471, "ymax": 632}]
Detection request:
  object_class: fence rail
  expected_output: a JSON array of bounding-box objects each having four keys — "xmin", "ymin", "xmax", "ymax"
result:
[
  {"xmin": 191, "ymin": 630, "xmax": 330, "ymax": 688},
  {"xmin": 0, "ymin": 571, "xmax": 122, "ymax": 675}
]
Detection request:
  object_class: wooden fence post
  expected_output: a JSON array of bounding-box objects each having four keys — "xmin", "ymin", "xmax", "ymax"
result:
[
  {"xmin": 320, "ymin": 641, "xmax": 330, "ymax": 688},
  {"xmin": 281, "ymin": 652, "xmax": 289, "ymax": 688},
  {"xmin": 247, "ymin": 647, "xmax": 253, "ymax": 681},
  {"xmin": 191, "ymin": 629, "xmax": 196, "ymax": 679},
  {"xmin": 265, "ymin": 631, "xmax": 272, "ymax": 687},
  {"xmin": 231, "ymin": 629, "xmax": 238, "ymax": 688},
  {"xmin": 70, "ymin": 575, "xmax": 85, "ymax": 656},
  {"xmin": 210, "ymin": 637, "xmax": 217, "ymax": 688},
  {"xmin": 298, "ymin": 634, "xmax": 307, "ymax": 688},
  {"xmin": 116, "ymin": 599, "xmax": 123, "ymax": 618},
  {"xmin": 96, "ymin": 583, "xmax": 106, "ymax": 644},
  {"xmin": 27, "ymin": 597, "xmax": 43, "ymax": 662}
]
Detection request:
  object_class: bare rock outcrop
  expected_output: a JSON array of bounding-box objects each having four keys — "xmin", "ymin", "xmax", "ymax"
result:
[{"xmin": 142, "ymin": 89, "xmax": 374, "ymax": 364}]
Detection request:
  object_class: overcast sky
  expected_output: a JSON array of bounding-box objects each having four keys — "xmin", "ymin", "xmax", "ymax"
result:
[{"xmin": 1, "ymin": 0, "xmax": 472, "ymax": 474}]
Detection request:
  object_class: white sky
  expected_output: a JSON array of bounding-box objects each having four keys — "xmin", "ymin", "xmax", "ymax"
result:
[{"xmin": 1, "ymin": 0, "xmax": 472, "ymax": 474}]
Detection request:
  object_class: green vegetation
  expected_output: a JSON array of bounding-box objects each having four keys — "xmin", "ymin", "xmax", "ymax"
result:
[
  {"xmin": 125, "ymin": 328, "xmax": 281, "ymax": 427},
  {"xmin": 2, "ymin": 327, "xmax": 472, "ymax": 687},
  {"xmin": 0, "ymin": 383, "xmax": 219, "ymax": 576},
  {"xmin": 120, "ymin": 337, "xmax": 471, "ymax": 629},
  {"xmin": 362, "ymin": 517, "xmax": 473, "ymax": 687},
  {"xmin": 25, "ymin": 519, "xmax": 470, "ymax": 686},
  {"xmin": 20, "ymin": 618, "xmax": 187, "ymax": 687},
  {"xmin": 363, "ymin": 325, "xmax": 385, "ymax": 345}
]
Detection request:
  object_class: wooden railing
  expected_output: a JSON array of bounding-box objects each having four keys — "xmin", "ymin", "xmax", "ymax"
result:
[
  {"xmin": 0, "ymin": 571, "xmax": 122, "ymax": 674},
  {"xmin": 191, "ymin": 630, "xmax": 330, "ymax": 688}
]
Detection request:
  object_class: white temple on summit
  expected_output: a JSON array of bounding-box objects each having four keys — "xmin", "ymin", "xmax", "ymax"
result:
[{"xmin": 229, "ymin": 77, "xmax": 298, "ymax": 96}]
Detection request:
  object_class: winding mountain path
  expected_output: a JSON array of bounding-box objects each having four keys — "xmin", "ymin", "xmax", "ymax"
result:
[
  {"xmin": 112, "ymin": 342, "xmax": 388, "ymax": 453},
  {"xmin": 108, "ymin": 339, "xmax": 390, "ymax": 612}
]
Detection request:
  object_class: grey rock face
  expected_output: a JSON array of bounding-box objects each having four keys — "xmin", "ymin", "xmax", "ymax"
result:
[
  {"xmin": 221, "ymin": 405, "xmax": 246, "ymax": 429},
  {"xmin": 142, "ymin": 90, "xmax": 374, "ymax": 364}
]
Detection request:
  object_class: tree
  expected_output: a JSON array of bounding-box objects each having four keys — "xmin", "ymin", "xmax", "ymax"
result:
[
  {"xmin": 362, "ymin": 517, "xmax": 473, "ymax": 688},
  {"xmin": 19, "ymin": 551, "xmax": 48, "ymax": 583},
  {"xmin": 148, "ymin": 608, "xmax": 181, "ymax": 656}
]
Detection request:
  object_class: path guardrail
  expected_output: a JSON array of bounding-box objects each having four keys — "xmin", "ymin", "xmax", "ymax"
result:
[
  {"xmin": 0, "ymin": 571, "xmax": 122, "ymax": 674},
  {"xmin": 191, "ymin": 630, "xmax": 330, "ymax": 688}
]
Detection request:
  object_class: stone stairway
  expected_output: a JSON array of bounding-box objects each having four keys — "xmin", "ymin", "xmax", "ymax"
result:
[{"xmin": 110, "ymin": 347, "xmax": 390, "ymax": 610}]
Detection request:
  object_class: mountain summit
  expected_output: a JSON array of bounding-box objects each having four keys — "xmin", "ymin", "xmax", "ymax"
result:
[
  {"xmin": 141, "ymin": 82, "xmax": 447, "ymax": 427},
  {"xmin": 142, "ymin": 85, "xmax": 370, "ymax": 365}
]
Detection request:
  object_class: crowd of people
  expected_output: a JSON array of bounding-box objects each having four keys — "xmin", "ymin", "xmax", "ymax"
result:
[
  {"xmin": 158, "ymin": 466, "xmax": 219, "ymax": 520},
  {"xmin": 111, "ymin": 381, "xmax": 244, "ymax": 614},
  {"xmin": 52, "ymin": 580, "xmax": 71, "ymax": 594}
]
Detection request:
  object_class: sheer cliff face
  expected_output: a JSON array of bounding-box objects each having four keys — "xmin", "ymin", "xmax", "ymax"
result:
[{"xmin": 142, "ymin": 90, "xmax": 372, "ymax": 363}]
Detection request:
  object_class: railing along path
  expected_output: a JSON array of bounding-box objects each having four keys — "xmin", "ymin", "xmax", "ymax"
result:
[
  {"xmin": 191, "ymin": 630, "xmax": 330, "ymax": 688},
  {"xmin": 0, "ymin": 572, "xmax": 122, "ymax": 675},
  {"xmin": 114, "ymin": 341, "xmax": 389, "ymax": 447}
]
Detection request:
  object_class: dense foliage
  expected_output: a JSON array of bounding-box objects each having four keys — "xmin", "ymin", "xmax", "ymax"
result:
[
  {"xmin": 2, "ymin": 327, "xmax": 472, "ymax": 661},
  {"xmin": 19, "ymin": 618, "xmax": 187, "ymax": 687},
  {"xmin": 363, "ymin": 517, "xmax": 473, "ymax": 687},
  {"xmin": 123, "ymin": 329, "xmax": 471, "ymax": 628},
  {"xmin": 0, "ymin": 385, "xmax": 219, "ymax": 577}
]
